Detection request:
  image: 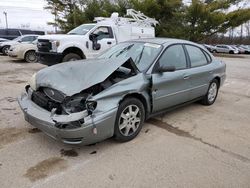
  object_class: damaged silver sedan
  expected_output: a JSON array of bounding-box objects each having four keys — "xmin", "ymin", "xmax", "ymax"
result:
[{"xmin": 18, "ymin": 38, "xmax": 226, "ymax": 145}]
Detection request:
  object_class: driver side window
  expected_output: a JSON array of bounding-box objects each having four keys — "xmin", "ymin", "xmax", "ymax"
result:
[
  {"xmin": 21, "ymin": 36, "xmax": 34, "ymax": 42},
  {"xmin": 92, "ymin": 26, "xmax": 113, "ymax": 40},
  {"xmin": 158, "ymin": 45, "xmax": 187, "ymax": 70}
]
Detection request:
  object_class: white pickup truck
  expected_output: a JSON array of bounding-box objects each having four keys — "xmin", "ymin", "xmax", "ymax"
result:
[{"xmin": 36, "ymin": 9, "xmax": 158, "ymax": 66}]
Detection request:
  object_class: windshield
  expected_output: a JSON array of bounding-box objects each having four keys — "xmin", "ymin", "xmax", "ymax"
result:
[
  {"xmin": 12, "ymin": 36, "xmax": 22, "ymax": 41},
  {"xmin": 68, "ymin": 24, "xmax": 95, "ymax": 35},
  {"xmin": 99, "ymin": 42, "xmax": 162, "ymax": 72}
]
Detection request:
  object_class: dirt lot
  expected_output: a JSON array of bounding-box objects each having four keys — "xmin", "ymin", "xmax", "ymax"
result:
[{"xmin": 0, "ymin": 55, "xmax": 250, "ymax": 188}]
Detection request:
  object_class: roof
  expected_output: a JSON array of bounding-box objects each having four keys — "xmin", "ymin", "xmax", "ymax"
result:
[{"xmin": 131, "ymin": 37, "xmax": 198, "ymax": 46}]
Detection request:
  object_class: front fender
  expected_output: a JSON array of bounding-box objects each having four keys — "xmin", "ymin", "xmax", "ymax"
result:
[{"xmin": 91, "ymin": 73, "xmax": 151, "ymax": 114}]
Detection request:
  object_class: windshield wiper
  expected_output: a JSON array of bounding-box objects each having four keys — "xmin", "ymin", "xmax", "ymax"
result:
[{"xmin": 114, "ymin": 45, "xmax": 134, "ymax": 58}]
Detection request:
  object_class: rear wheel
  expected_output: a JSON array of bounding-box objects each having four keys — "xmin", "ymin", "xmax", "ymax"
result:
[
  {"xmin": 62, "ymin": 53, "xmax": 81, "ymax": 62},
  {"xmin": 25, "ymin": 50, "xmax": 37, "ymax": 63},
  {"xmin": 114, "ymin": 98, "xmax": 145, "ymax": 142},
  {"xmin": 201, "ymin": 79, "xmax": 219, "ymax": 105},
  {"xmin": 229, "ymin": 50, "xmax": 234, "ymax": 54}
]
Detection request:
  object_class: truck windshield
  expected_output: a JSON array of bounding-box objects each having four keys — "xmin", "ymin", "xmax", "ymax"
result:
[
  {"xmin": 68, "ymin": 24, "xmax": 95, "ymax": 35},
  {"xmin": 98, "ymin": 42, "xmax": 162, "ymax": 72}
]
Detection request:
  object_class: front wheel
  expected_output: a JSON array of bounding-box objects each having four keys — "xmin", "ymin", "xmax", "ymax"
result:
[
  {"xmin": 62, "ymin": 53, "xmax": 81, "ymax": 62},
  {"xmin": 201, "ymin": 79, "xmax": 219, "ymax": 105},
  {"xmin": 114, "ymin": 98, "xmax": 145, "ymax": 142}
]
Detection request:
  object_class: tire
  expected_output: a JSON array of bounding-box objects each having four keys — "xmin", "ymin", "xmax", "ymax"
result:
[
  {"xmin": 114, "ymin": 98, "xmax": 145, "ymax": 142},
  {"xmin": 212, "ymin": 50, "xmax": 217, "ymax": 53},
  {"xmin": 201, "ymin": 79, "xmax": 219, "ymax": 106},
  {"xmin": 2, "ymin": 46, "xmax": 10, "ymax": 55},
  {"xmin": 229, "ymin": 50, "xmax": 234, "ymax": 54},
  {"xmin": 62, "ymin": 53, "xmax": 81, "ymax": 62},
  {"xmin": 25, "ymin": 50, "xmax": 37, "ymax": 63}
]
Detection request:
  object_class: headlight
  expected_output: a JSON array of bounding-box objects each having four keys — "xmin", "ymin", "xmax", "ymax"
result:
[
  {"xmin": 29, "ymin": 73, "xmax": 37, "ymax": 90},
  {"xmin": 86, "ymin": 100, "xmax": 97, "ymax": 112},
  {"xmin": 50, "ymin": 40, "xmax": 60, "ymax": 52}
]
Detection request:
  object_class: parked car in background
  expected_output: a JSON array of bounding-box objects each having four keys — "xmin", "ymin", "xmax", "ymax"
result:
[
  {"xmin": 215, "ymin": 45, "xmax": 239, "ymax": 54},
  {"xmin": 18, "ymin": 38, "xmax": 226, "ymax": 145},
  {"xmin": 203, "ymin": 44, "xmax": 216, "ymax": 53},
  {"xmin": 0, "ymin": 38, "xmax": 9, "ymax": 42},
  {"xmin": 0, "ymin": 35, "xmax": 39, "ymax": 55},
  {"xmin": 239, "ymin": 45, "xmax": 250, "ymax": 54},
  {"xmin": 0, "ymin": 28, "xmax": 45, "ymax": 40},
  {"xmin": 230, "ymin": 46, "xmax": 242, "ymax": 54},
  {"xmin": 8, "ymin": 40, "xmax": 37, "ymax": 63}
]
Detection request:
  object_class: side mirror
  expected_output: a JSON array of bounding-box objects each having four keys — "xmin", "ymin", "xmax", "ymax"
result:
[
  {"xmin": 89, "ymin": 33, "xmax": 95, "ymax": 41},
  {"xmin": 18, "ymin": 40, "xmax": 22, "ymax": 43},
  {"xmin": 157, "ymin": 65, "xmax": 176, "ymax": 73},
  {"xmin": 89, "ymin": 33, "xmax": 101, "ymax": 50},
  {"xmin": 93, "ymin": 43, "xmax": 101, "ymax": 50}
]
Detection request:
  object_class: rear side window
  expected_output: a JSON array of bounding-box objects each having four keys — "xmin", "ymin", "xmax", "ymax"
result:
[
  {"xmin": 158, "ymin": 44, "xmax": 187, "ymax": 70},
  {"xmin": 21, "ymin": 36, "xmax": 35, "ymax": 42},
  {"xmin": 203, "ymin": 51, "xmax": 212, "ymax": 63},
  {"xmin": 186, "ymin": 45, "xmax": 208, "ymax": 67}
]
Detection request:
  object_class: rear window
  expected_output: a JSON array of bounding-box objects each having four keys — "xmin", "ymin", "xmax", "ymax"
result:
[{"xmin": 186, "ymin": 45, "xmax": 208, "ymax": 67}]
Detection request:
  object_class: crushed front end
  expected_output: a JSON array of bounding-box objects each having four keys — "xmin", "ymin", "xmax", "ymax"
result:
[{"xmin": 18, "ymin": 85, "xmax": 117, "ymax": 145}]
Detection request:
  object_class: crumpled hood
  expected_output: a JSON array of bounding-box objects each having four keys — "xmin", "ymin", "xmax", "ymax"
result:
[{"xmin": 36, "ymin": 57, "xmax": 133, "ymax": 96}]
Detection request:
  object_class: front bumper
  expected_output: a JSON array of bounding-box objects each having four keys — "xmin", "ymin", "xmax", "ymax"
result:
[
  {"xmin": 36, "ymin": 51, "xmax": 63, "ymax": 66},
  {"xmin": 8, "ymin": 50, "xmax": 20, "ymax": 58},
  {"xmin": 18, "ymin": 92, "xmax": 117, "ymax": 145}
]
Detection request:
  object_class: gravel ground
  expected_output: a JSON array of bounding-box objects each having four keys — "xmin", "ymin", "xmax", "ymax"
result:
[{"xmin": 0, "ymin": 55, "xmax": 250, "ymax": 188}]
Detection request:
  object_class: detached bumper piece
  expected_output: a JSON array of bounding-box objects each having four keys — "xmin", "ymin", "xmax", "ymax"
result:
[{"xmin": 18, "ymin": 91, "xmax": 117, "ymax": 145}]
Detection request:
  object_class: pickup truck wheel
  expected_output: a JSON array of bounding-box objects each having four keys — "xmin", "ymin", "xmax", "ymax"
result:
[
  {"xmin": 114, "ymin": 98, "xmax": 145, "ymax": 142},
  {"xmin": 25, "ymin": 50, "xmax": 37, "ymax": 63},
  {"xmin": 62, "ymin": 53, "xmax": 81, "ymax": 62},
  {"xmin": 2, "ymin": 46, "xmax": 10, "ymax": 55}
]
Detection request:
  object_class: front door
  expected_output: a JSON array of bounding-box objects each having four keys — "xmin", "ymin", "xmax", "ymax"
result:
[
  {"xmin": 152, "ymin": 44, "xmax": 192, "ymax": 112},
  {"xmin": 87, "ymin": 26, "xmax": 116, "ymax": 58}
]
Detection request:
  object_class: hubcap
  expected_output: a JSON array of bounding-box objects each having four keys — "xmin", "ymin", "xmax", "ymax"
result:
[
  {"xmin": 118, "ymin": 105, "xmax": 141, "ymax": 136},
  {"xmin": 28, "ymin": 52, "xmax": 36, "ymax": 61},
  {"xmin": 208, "ymin": 82, "xmax": 217, "ymax": 102}
]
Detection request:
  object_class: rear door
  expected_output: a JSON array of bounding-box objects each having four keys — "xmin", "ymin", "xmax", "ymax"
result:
[
  {"xmin": 152, "ymin": 44, "xmax": 192, "ymax": 112},
  {"xmin": 184, "ymin": 45, "xmax": 212, "ymax": 99}
]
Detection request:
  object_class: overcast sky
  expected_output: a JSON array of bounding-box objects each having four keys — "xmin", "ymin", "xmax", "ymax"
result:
[{"xmin": 0, "ymin": 0, "xmax": 54, "ymax": 31}]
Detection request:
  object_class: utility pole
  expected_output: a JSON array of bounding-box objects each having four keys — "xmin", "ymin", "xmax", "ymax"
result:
[
  {"xmin": 71, "ymin": 0, "xmax": 76, "ymax": 27},
  {"xmin": 3, "ymin": 11, "xmax": 8, "ymax": 29}
]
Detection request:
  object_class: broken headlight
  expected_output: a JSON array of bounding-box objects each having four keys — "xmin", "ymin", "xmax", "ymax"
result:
[
  {"xmin": 63, "ymin": 95, "xmax": 87, "ymax": 113},
  {"xmin": 86, "ymin": 100, "xmax": 97, "ymax": 112}
]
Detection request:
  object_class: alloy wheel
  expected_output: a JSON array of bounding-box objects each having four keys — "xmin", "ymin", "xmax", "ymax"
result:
[{"xmin": 118, "ymin": 105, "xmax": 141, "ymax": 136}]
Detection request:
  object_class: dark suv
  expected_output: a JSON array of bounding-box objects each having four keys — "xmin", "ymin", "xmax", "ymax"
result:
[{"xmin": 0, "ymin": 29, "xmax": 45, "ymax": 40}]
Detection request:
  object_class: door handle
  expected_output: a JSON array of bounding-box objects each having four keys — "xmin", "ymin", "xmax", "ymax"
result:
[
  {"xmin": 209, "ymin": 71, "xmax": 213, "ymax": 74},
  {"xmin": 183, "ymin": 75, "xmax": 190, "ymax": 80},
  {"xmin": 107, "ymin": 41, "xmax": 112, "ymax": 44}
]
